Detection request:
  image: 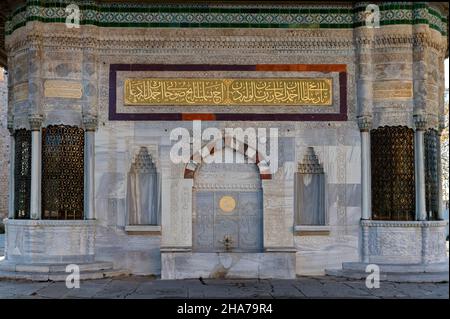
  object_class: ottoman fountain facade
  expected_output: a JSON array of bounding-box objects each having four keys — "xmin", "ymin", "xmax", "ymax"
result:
[{"xmin": 0, "ymin": 1, "xmax": 448, "ymax": 281}]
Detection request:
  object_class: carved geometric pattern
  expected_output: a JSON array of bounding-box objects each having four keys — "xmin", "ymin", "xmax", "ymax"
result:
[
  {"xmin": 130, "ymin": 146, "xmax": 157, "ymax": 174},
  {"xmin": 14, "ymin": 129, "xmax": 31, "ymax": 219},
  {"xmin": 297, "ymin": 147, "xmax": 323, "ymax": 174},
  {"xmin": 371, "ymin": 126, "xmax": 415, "ymax": 221},
  {"xmin": 41, "ymin": 125, "xmax": 84, "ymax": 220},
  {"xmin": 6, "ymin": 3, "xmax": 447, "ymax": 36},
  {"xmin": 424, "ymin": 129, "xmax": 439, "ymax": 220}
]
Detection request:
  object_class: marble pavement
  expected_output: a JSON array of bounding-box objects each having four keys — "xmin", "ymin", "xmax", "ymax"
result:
[{"xmin": 0, "ymin": 275, "xmax": 447, "ymax": 299}]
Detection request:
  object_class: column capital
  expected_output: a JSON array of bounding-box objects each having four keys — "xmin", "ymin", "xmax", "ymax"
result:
[
  {"xmin": 413, "ymin": 112, "xmax": 427, "ymax": 131},
  {"xmin": 28, "ymin": 114, "xmax": 43, "ymax": 131},
  {"xmin": 438, "ymin": 114, "xmax": 446, "ymax": 134},
  {"xmin": 7, "ymin": 117, "xmax": 14, "ymax": 134},
  {"xmin": 357, "ymin": 115, "xmax": 372, "ymax": 132},
  {"xmin": 83, "ymin": 114, "xmax": 98, "ymax": 131}
]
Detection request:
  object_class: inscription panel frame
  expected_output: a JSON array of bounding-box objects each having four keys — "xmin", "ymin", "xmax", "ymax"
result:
[
  {"xmin": 109, "ymin": 64, "xmax": 347, "ymax": 121},
  {"xmin": 124, "ymin": 77, "xmax": 333, "ymax": 106}
]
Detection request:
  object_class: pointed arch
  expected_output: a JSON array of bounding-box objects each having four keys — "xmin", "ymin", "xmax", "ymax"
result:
[{"xmin": 183, "ymin": 136, "xmax": 272, "ymax": 180}]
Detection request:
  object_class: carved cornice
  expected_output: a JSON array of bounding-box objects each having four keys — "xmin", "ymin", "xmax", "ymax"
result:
[
  {"xmin": 5, "ymin": 29, "xmax": 353, "ymax": 54},
  {"xmin": 361, "ymin": 220, "xmax": 448, "ymax": 228},
  {"xmin": 355, "ymin": 33, "xmax": 447, "ymax": 55},
  {"xmin": 5, "ymin": 28, "xmax": 448, "ymax": 57},
  {"xmin": 4, "ymin": 218, "xmax": 96, "ymax": 227},
  {"xmin": 193, "ymin": 183, "xmax": 261, "ymax": 190},
  {"xmin": 54, "ymin": 36, "xmax": 353, "ymax": 53}
]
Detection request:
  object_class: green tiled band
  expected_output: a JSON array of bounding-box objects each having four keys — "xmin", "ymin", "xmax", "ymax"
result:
[{"xmin": 5, "ymin": 1, "xmax": 447, "ymax": 36}]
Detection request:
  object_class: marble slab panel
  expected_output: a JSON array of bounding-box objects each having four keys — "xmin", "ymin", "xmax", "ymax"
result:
[{"xmin": 161, "ymin": 252, "xmax": 295, "ymax": 279}]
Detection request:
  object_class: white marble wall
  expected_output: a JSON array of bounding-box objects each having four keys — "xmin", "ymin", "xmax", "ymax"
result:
[
  {"xmin": 293, "ymin": 127, "xmax": 361, "ymax": 275},
  {"xmin": 92, "ymin": 120, "xmax": 361, "ymax": 276},
  {"xmin": 94, "ymin": 122, "xmax": 163, "ymax": 275}
]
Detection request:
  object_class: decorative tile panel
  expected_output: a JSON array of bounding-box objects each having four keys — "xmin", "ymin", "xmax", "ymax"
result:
[{"xmin": 5, "ymin": 1, "xmax": 447, "ymax": 36}]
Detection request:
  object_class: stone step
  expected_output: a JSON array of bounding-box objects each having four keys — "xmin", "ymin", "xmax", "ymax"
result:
[
  {"xmin": 0, "ymin": 260, "xmax": 129, "ymax": 281},
  {"xmin": 341, "ymin": 261, "xmax": 449, "ymax": 273},
  {"xmin": 0, "ymin": 268, "xmax": 129, "ymax": 282},
  {"xmin": 325, "ymin": 269, "xmax": 449, "ymax": 283},
  {"xmin": 0, "ymin": 261, "xmax": 114, "ymax": 273}
]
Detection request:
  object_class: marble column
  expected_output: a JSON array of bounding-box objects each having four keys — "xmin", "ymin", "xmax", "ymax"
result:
[
  {"xmin": 412, "ymin": 18, "xmax": 428, "ymax": 222},
  {"xmin": 7, "ymin": 121, "xmax": 15, "ymax": 219},
  {"xmin": 355, "ymin": 21, "xmax": 373, "ymax": 222},
  {"xmin": 436, "ymin": 116, "xmax": 445, "ymax": 220},
  {"xmin": 357, "ymin": 116, "xmax": 372, "ymax": 220},
  {"xmin": 413, "ymin": 113, "xmax": 427, "ymax": 221},
  {"xmin": 6, "ymin": 62, "xmax": 15, "ymax": 219},
  {"xmin": 83, "ymin": 115, "xmax": 97, "ymax": 220},
  {"xmin": 29, "ymin": 114, "xmax": 43, "ymax": 220}
]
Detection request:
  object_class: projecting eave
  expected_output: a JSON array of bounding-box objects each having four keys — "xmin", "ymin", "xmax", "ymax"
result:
[{"xmin": 0, "ymin": 1, "xmax": 449, "ymax": 67}]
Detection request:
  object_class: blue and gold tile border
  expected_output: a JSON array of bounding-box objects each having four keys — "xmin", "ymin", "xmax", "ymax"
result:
[{"xmin": 5, "ymin": 1, "xmax": 448, "ymax": 36}]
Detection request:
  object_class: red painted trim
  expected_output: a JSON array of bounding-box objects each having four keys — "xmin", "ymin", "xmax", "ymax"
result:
[
  {"xmin": 255, "ymin": 64, "xmax": 346, "ymax": 72},
  {"xmin": 182, "ymin": 113, "xmax": 216, "ymax": 121}
]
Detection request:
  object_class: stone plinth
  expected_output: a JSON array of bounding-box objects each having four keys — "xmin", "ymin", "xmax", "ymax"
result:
[
  {"xmin": 362, "ymin": 220, "xmax": 448, "ymax": 264},
  {"xmin": 3, "ymin": 218, "xmax": 96, "ymax": 264},
  {"xmin": 161, "ymin": 251, "xmax": 296, "ymax": 279},
  {"xmin": 326, "ymin": 220, "xmax": 449, "ymax": 282}
]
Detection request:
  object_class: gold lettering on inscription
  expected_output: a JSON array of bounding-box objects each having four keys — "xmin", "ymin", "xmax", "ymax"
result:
[
  {"xmin": 44, "ymin": 80, "xmax": 83, "ymax": 99},
  {"xmin": 124, "ymin": 78, "xmax": 332, "ymax": 106}
]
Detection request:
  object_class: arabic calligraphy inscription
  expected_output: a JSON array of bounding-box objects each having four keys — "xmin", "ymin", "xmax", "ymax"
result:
[{"xmin": 124, "ymin": 78, "xmax": 332, "ymax": 106}]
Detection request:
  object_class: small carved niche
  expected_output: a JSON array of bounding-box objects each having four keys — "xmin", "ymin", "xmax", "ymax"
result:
[
  {"xmin": 295, "ymin": 147, "xmax": 325, "ymax": 226},
  {"xmin": 127, "ymin": 147, "xmax": 160, "ymax": 225}
]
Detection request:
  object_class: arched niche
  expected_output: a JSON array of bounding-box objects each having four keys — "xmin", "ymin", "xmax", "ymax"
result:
[
  {"xmin": 191, "ymin": 143, "xmax": 263, "ymax": 253},
  {"xmin": 126, "ymin": 146, "xmax": 160, "ymax": 226}
]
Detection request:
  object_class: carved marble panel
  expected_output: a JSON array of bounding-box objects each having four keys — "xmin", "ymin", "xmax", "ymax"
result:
[
  {"xmin": 193, "ymin": 157, "xmax": 263, "ymax": 253},
  {"xmin": 193, "ymin": 190, "xmax": 263, "ymax": 253}
]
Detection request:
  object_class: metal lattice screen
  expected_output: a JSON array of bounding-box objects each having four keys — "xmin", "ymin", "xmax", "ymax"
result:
[
  {"xmin": 371, "ymin": 126, "xmax": 415, "ymax": 220},
  {"xmin": 424, "ymin": 129, "xmax": 439, "ymax": 220},
  {"xmin": 41, "ymin": 125, "xmax": 84, "ymax": 220},
  {"xmin": 14, "ymin": 129, "xmax": 31, "ymax": 219}
]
